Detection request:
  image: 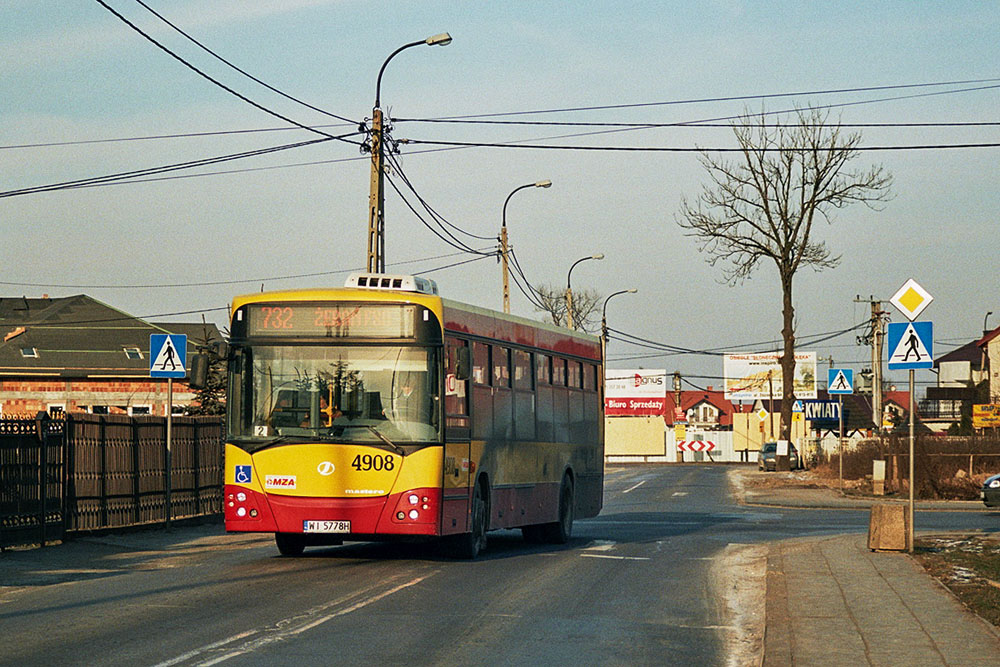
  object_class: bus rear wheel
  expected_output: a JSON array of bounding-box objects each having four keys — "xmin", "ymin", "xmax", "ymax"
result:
[
  {"xmin": 541, "ymin": 475, "xmax": 574, "ymax": 544},
  {"xmin": 275, "ymin": 532, "xmax": 306, "ymax": 556}
]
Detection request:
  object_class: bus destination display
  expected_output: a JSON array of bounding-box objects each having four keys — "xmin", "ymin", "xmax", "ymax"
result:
[{"xmin": 247, "ymin": 303, "xmax": 416, "ymax": 338}]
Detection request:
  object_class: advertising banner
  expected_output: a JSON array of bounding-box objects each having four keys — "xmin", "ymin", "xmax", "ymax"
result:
[
  {"xmin": 605, "ymin": 369, "xmax": 666, "ymax": 416},
  {"xmin": 973, "ymin": 404, "xmax": 1000, "ymax": 428},
  {"xmin": 723, "ymin": 352, "xmax": 817, "ymax": 400}
]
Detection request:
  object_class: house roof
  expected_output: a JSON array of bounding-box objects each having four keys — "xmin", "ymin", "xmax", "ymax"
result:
[
  {"xmin": 935, "ymin": 339, "xmax": 984, "ymax": 369},
  {"xmin": 665, "ymin": 390, "xmax": 740, "ymax": 426},
  {"xmin": 0, "ymin": 295, "xmax": 222, "ymax": 379},
  {"xmin": 978, "ymin": 325, "xmax": 1000, "ymax": 349}
]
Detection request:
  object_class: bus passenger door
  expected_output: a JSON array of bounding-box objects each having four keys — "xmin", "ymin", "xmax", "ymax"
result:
[{"xmin": 442, "ymin": 338, "xmax": 472, "ymax": 535}]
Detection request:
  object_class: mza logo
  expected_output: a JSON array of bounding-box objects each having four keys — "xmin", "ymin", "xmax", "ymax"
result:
[
  {"xmin": 265, "ymin": 475, "xmax": 297, "ymax": 489},
  {"xmin": 634, "ymin": 373, "xmax": 664, "ymax": 387}
]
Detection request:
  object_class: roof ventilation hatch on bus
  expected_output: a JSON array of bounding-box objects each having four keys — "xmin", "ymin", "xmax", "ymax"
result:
[{"xmin": 345, "ymin": 273, "xmax": 439, "ymax": 295}]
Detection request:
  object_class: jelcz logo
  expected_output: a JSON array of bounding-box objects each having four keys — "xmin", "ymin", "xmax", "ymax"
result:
[{"xmin": 265, "ymin": 475, "xmax": 297, "ymax": 489}]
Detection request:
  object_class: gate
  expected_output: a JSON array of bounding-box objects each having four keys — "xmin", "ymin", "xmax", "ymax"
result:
[{"xmin": 0, "ymin": 416, "xmax": 65, "ymax": 549}]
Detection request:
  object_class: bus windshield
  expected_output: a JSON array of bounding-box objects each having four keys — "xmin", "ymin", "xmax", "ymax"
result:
[{"xmin": 228, "ymin": 344, "xmax": 440, "ymax": 449}]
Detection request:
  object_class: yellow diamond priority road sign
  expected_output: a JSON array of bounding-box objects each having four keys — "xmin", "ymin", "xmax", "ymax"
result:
[{"xmin": 889, "ymin": 278, "xmax": 933, "ymax": 321}]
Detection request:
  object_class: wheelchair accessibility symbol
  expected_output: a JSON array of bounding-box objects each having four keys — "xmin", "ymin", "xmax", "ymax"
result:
[{"xmin": 235, "ymin": 465, "xmax": 252, "ymax": 484}]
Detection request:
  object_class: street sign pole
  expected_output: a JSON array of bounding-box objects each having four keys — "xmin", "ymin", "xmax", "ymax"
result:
[
  {"xmin": 166, "ymin": 377, "xmax": 173, "ymax": 529},
  {"xmin": 908, "ymin": 369, "xmax": 915, "ymax": 553},
  {"xmin": 838, "ymin": 394, "xmax": 844, "ymax": 492},
  {"xmin": 150, "ymin": 333, "xmax": 187, "ymax": 531}
]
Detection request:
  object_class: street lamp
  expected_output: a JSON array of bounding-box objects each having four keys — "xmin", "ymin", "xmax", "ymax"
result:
[
  {"xmin": 565, "ymin": 253, "xmax": 604, "ymax": 330},
  {"xmin": 367, "ymin": 33, "xmax": 452, "ymax": 274},
  {"xmin": 500, "ymin": 180, "xmax": 552, "ymax": 313},
  {"xmin": 600, "ymin": 288, "xmax": 637, "ymax": 363}
]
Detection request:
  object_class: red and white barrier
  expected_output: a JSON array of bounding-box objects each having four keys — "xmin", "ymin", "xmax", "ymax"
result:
[{"xmin": 677, "ymin": 441, "xmax": 716, "ymax": 452}]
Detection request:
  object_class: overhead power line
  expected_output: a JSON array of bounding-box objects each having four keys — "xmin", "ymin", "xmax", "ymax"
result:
[
  {"xmin": 403, "ymin": 77, "xmax": 1000, "ymax": 120},
  {"xmin": 93, "ymin": 0, "xmax": 355, "ymax": 143},
  {"xmin": 0, "ymin": 249, "xmax": 487, "ymax": 289},
  {"xmin": 0, "ymin": 135, "xmax": 356, "ymax": 198},
  {"xmin": 405, "ymin": 139, "xmax": 1000, "ymax": 153},
  {"xmin": 129, "ymin": 0, "xmax": 357, "ymax": 125}
]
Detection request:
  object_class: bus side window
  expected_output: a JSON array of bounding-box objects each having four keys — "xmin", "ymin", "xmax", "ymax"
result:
[
  {"xmin": 513, "ymin": 350, "xmax": 535, "ymax": 441},
  {"xmin": 445, "ymin": 338, "xmax": 469, "ymax": 426},
  {"xmin": 493, "ymin": 347, "xmax": 510, "ymax": 388},
  {"xmin": 471, "ymin": 342, "xmax": 492, "ymax": 439},
  {"xmin": 553, "ymin": 358, "xmax": 566, "ymax": 387},
  {"xmin": 536, "ymin": 353, "xmax": 550, "ymax": 385},
  {"xmin": 568, "ymin": 361, "xmax": 582, "ymax": 389},
  {"xmin": 472, "ymin": 341, "xmax": 489, "ymax": 385}
]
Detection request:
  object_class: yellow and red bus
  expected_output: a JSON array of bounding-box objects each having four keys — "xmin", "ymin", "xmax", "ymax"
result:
[{"xmin": 223, "ymin": 273, "xmax": 604, "ymax": 557}]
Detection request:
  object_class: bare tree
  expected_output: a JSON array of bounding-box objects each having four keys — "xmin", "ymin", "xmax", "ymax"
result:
[
  {"xmin": 678, "ymin": 108, "xmax": 892, "ymax": 442},
  {"xmin": 534, "ymin": 284, "xmax": 602, "ymax": 334}
]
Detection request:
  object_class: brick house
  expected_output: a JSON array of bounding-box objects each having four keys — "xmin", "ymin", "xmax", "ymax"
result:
[{"xmin": 0, "ymin": 294, "xmax": 222, "ymax": 417}]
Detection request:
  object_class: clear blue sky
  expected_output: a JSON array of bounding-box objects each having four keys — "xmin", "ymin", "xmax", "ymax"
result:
[{"xmin": 3, "ymin": 1, "xmax": 998, "ymax": 393}]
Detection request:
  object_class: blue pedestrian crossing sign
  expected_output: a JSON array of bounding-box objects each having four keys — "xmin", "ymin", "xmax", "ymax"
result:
[
  {"xmin": 150, "ymin": 334, "xmax": 187, "ymax": 378},
  {"xmin": 828, "ymin": 368, "xmax": 854, "ymax": 394},
  {"xmin": 887, "ymin": 321, "xmax": 933, "ymax": 370}
]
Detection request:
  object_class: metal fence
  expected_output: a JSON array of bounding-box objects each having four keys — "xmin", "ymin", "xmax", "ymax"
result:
[
  {"xmin": 1, "ymin": 414, "xmax": 223, "ymax": 549},
  {"xmin": 0, "ymin": 417, "xmax": 65, "ymax": 548}
]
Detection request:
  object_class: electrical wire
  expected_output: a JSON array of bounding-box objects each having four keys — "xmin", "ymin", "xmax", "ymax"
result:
[
  {"xmin": 384, "ymin": 152, "xmax": 497, "ymax": 247},
  {"xmin": 405, "ymin": 138, "xmax": 1000, "ymax": 153},
  {"xmin": 383, "ymin": 171, "xmax": 498, "ymax": 256},
  {"xmin": 93, "ymin": 0, "xmax": 356, "ymax": 144},
  {"xmin": 399, "ymin": 77, "xmax": 1000, "ymax": 120},
  {"xmin": 130, "ymin": 0, "xmax": 357, "ymax": 124},
  {"xmin": 0, "ymin": 135, "xmax": 352, "ymax": 198},
  {"xmin": 607, "ymin": 322, "xmax": 868, "ymax": 357},
  {"xmin": 0, "ymin": 249, "xmax": 484, "ymax": 289},
  {"xmin": 400, "ymin": 82, "xmax": 1000, "ymax": 152}
]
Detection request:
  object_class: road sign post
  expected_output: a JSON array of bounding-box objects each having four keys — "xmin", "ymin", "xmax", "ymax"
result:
[
  {"xmin": 150, "ymin": 334, "xmax": 187, "ymax": 528},
  {"xmin": 888, "ymin": 278, "xmax": 932, "ymax": 553},
  {"xmin": 827, "ymin": 367, "xmax": 854, "ymax": 492}
]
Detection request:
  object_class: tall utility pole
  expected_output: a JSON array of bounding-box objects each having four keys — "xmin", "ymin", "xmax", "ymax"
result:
[
  {"xmin": 856, "ymin": 296, "xmax": 888, "ymax": 432},
  {"xmin": 367, "ymin": 106, "xmax": 385, "ymax": 273},
  {"xmin": 366, "ymin": 33, "xmax": 452, "ymax": 274}
]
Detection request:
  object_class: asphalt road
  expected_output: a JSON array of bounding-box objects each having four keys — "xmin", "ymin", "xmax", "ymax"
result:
[{"xmin": 2, "ymin": 465, "xmax": 997, "ymax": 666}]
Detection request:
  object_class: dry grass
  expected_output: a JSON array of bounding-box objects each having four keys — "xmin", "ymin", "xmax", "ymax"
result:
[{"xmin": 913, "ymin": 534, "xmax": 1000, "ymax": 628}]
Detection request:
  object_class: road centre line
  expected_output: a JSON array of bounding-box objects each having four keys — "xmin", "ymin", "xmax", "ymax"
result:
[
  {"xmin": 580, "ymin": 554, "xmax": 651, "ymax": 561},
  {"xmin": 155, "ymin": 574, "xmax": 434, "ymax": 667}
]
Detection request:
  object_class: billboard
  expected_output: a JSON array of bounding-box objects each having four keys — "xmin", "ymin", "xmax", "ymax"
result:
[
  {"xmin": 605, "ymin": 369, "xmax": 666, "ymax": 416},
  {"xmin": 973, "ymin": 404, "xmax": 1000, "ymax": 428},
  {"xmin": 723, "ymin": 352, "xmax": 817, "ymax": 400}
]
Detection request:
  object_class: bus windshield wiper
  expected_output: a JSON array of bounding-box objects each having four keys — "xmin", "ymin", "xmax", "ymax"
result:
[
  {"xmin": 364, "ymin": 425, "xmax": 404, "ymax": 455},
  {"xmin": 243, "ymin": 435, "xmax": 291, "ymax": 453}
]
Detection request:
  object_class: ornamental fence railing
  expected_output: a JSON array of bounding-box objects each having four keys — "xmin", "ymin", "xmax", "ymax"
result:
[{"xmin": 1, "ymin": 414, "xmax": 223, "ymax": 549}]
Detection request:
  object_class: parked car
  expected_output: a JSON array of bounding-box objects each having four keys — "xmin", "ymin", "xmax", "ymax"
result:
[
  {"xmin": 982, "ymin": 473, "xmax": 1000, "ymax": 508},
  {"xmin": 758, "ymin": 441, "xmax": 801, "ymax": 471}
]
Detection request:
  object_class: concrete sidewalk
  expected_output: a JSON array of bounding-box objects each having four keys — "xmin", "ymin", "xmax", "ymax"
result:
[
  {"xmin": 764, "ymin": 533, "xmax": 1000, "ymax": 666},
  {"xmin": 729, "ymin": 470, "xmax": 1000, "ymax": 665}
]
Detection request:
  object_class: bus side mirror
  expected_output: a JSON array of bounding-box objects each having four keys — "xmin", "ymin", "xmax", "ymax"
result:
[
  {"xmin": 188, "ymin": 353, "xmax": 209, "ymax": 390},
  {"xmin": 455, "ymin": 347, "xmax": 471, "ymax": 381}
]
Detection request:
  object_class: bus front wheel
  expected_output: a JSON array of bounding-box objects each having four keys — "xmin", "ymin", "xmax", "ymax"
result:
[
  {"xmin": 275, "ymin": 532, "xmax": 306, "ymax": 556},
  {"xmin": 448, "ymin": 479, "xmax": 488, "ymax": 559}
]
